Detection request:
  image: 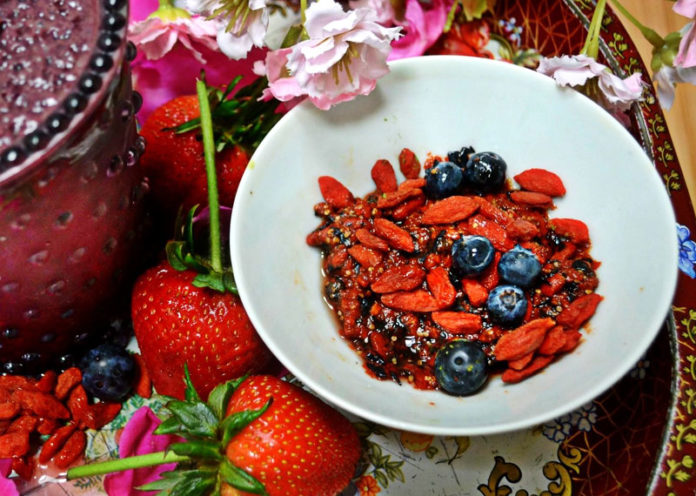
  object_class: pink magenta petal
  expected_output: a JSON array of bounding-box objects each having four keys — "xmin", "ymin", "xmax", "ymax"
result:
[
  {"xmin": 103, "ymin": 407, "xmax": 182, "ymax": 496},
  {"xmin": 675, "ymin": 23, "xmax": 696, "ymax": 68},
  {"xmin": 129, "ymin": 0, "xmax": 159, "ymax": 22},
  {"xmin": 674, "ymin": 0, "xmax": 696, "ymax": 19},
  {"xmin": 0, "ymin": 459, "xmax": 18, "ymax": 496}
]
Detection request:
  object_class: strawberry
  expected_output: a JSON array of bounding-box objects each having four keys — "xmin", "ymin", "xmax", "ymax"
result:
[
  {"xmin": 131, "ymin": 263, "xmax": 272, "ymax": 400},
  {"xmin": 67, "ymin": 371, "xmax": 362, "ymax": 496},
  {"xmin": 224, "ymin": 375, "xmax": 361, "ymax": 496}
]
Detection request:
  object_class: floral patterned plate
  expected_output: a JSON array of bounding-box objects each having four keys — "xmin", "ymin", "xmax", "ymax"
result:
[{"xmin": 20, "ymin": 1, "xmax": 696, "ymax": 495}]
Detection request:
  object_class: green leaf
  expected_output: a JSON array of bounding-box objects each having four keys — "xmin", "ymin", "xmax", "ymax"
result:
[
  {"xmin": 193, "ymin": 272, "xmax": 226, "ymax": 293},
  {"xmin": 166, "ymin": 241, "xmax": 189, "ymax": 272},
  {"xmin": 137, "ymin": 471, "xmax": 183, "ymax": 491},
  {"xmin": 207, "ymin": 380, "xmax": 238, "ymax": 420},
  {"xmin": 169, "ymin": 440, "xmax": 222, "ymax": 461},
  {"xmin": 185, "ymin": 206, "xmax": 199, "ymax": 251},
  {"xmin": 167, "ymin": 400, "xmax": 219, "ymax": 438},
  {"xmin": 219, "ymin": 459, "xmax": 268, "ymax": 495},
  {"xmin": 154, "ymin": 416, "xmax": 184, "ymax": 436},
  {"xmin": 169, "ymin": 471, "xmax": 217, "ymax": 496},
  {"xmin": 184, "ymin": 365, "xmax": 202, "ymax": 403},
  {"xmin": 220, "ymin": 399, "xmax": 272, "ymax": 448}
]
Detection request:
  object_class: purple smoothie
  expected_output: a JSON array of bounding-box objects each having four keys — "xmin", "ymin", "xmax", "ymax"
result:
[{"xmin": 0, "ymin": 0, "xmax": 149, "ymax": 372}]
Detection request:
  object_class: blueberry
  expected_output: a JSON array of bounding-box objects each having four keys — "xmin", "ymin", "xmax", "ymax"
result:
[
  {"xmin": 463, "ymin": 151, "xmax": 507, "ymax": 192},
  {"xmin": 434, "ymin": 340, "xmax": 488, "ymax": 396},
  {"xmin": 498, "ymin": 245, "xmax": 542, "ymax": 288},
  {"xmin": 447, "ymin": 145, "xmax": 476, "ymax": 167},
  {"xmin": 487, "ymin": 285, "xmax": 527, "ymax": 326},
  {"xmin": 425, "ymin": 161, "xmax": 463, "ymax": 199},
  {"xmin": 80, "ymin": 343, "xmax": 135, "ymax": 401},
  {"xmin": 452, "ymin": 235, "xmax": 495, "ymax": 275}
]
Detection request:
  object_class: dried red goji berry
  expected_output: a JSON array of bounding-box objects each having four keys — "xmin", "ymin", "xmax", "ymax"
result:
[
  {"xmin": 326, "ymin": 246, "xmax": 349, "ymax": 270},
  {"xmin": 431, "ymin": 312, "xmax": 482, "ymax": 334},
  {"xmin": 377, "ymin": 187, "xmax": 421, "ymax": 208},
  {"xmin": 556, "ymin": 293, "xmax": 603, "ymax": 330},
  {"xmin": 90, "ymin": 402, "xmax": 122, "ymax": 429},
  {"xmin": 39, "ymin": 423, "xmax": 78, "ymax": 464},
  {"xmin": 398, "ymin": 177, "xmax": 426, "ymax": 191},
  {"xmin": 36, "ymin": 370, "xmax": 57, "ymax": 394},
  {"xmin": 12, "ymin": 456, "xmax": 35, "ymax": 480},
  {"xmin": 55, "ymin": 367, "xmax": 83, "ymax": 401},
  {"xmin": 371, "ymin": 159, "xmax": 398, "ymax": 193},
  {"xmin": 507, "ymin": 352, "xmax": 535, "ymax": 371},
  {"xmin": 355, "ymin": 228, "xmax": 390, "ymax": 251},
  {"xmin": 513, "ymin": 168, "xmax": 566, "ymax": 197},
  {"xmin": 391, "ymin": 195, "xmax": 426, "ymax": 220},
  {"xmin": 559, "ymin": 330, "xmax": 583, "ymax": 352},
  {"xmin": 550, "ymin": 243, "xmax": 576, "ymax": 262},
  {"xmin": 53, "ymin": 430, "xmax": 87, "ymax": 469},
  {"xmin": 538, "ymin": 326, "xmax": 567, "ymax": 355},
  {"xmin": 426, "ymin": 267, "xmax": 456, "ymax": 307},
  {"xmin": 474, "ymin": 197, "xmax": 510, "ymax": 224},
  {"xmin": 373, "ymin": 218, "xmax": 415, "ymax": 252},
  {"xmin": 371, "ymin": 265, "xmax": 426, "ymax": 293},
  {"xmin": 340, "ymin": 289, "xmax": 363, "ymax": 339},
  {"xmin": 0, "ymin": 402, "xmax": 19, "ymax": 420},
  {"xmin": 540, "ymin": 272, "xmax": 566, "ymax": 297},
  {"xmin": 347, "ymin": 245, "xmax": 383, "ymax": 268},
  {"xmin": 461, "ymin": 279, "xmax": 488, "ymax": 307},
  {"xmin": 306, "ymin": 227, "xmax": 333, "ymax": 247},
  {"xmin": 506, "ymin": 218, "xmax": 540, "ymax": 241},
  {"xmin": 67, "ymin": 386, "xmax": 92, "ymax": 428},
  {"xmin": 369, "ymin": 332, "xmax": 390, "ymax": 359},
  {"xmin": 494, "ymin": 318, "xmax": 556, "ymax": 361},
  {"xmin": 469, "ymin": 215, "xmax": 514, "ymax": 251},
  {"xmin": 318, "ymin": 176, "xmax": 354, "ymax": 209},
  {"xmin": 509, "ymin": 190, "xmax": 554, "ymax": 208},
  {"xmin": 399, "ymin": 148, "xmax": 421, "ymax": 179},
  {"xmin": 0, "ymin": 376, "xmax": 34, "ymax": 391},
  {"xmin": 549, "ymin": 218, "xmax": 590, "ymax": 244},
  {"xmin": 381, "ymin": 290, "xmax": 441, "ymax": 313},
  {"xmin": 11, "ymin": 390, "xmax": 69, "ymax": 419},
  {"xmin": 0, "ymin": 431, "xmax": 30, "ymax": 458},
  {"xmin": 421, "ymin": 196, "xmax": 479, "ymax": 225},
  {"xmin": 502, "ymin": 355, "xmax": 554, "ymax": 383},
  {"xmin": 480, "ymin": 252, "xmax": 501, "ymax": 290},
  {"xmin": 37, "ymin": 418, "xmax": 60, "ymax": 436},
  {"xmin": 8, "ymin": 415, "xmax": 38, "ymax": 434}
]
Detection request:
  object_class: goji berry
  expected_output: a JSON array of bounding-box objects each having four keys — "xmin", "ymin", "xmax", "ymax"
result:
[
  {"xmin": 559, "ymin": 330, "xmax": 583, "ymax": 352},
  {"xmin": 550, "ymin": 218, "xmax": 590, "ymax": 244},
  {"xmin": 377, "ymin": 187, "xmax": 421, "ymax": 208},
  {"xmin": 0, "ymin": 402, "xmax": 19, "ymax": 420},
  {"xmin": 398, "ymin": 148, "xmax": 421, "ymax": 179},
  {"xmin": 326, "ymin": 245, "xmax": 349, "ymax": 270},
  {"xmin": 371, "ymin": 159, "xmax": 398, "ymax": 193},
  {"xmin": 549, "ymin": 243, "xmax": 576, "ymax": 261},
  {"xmin": 502, "ymin": 355, "xmax": 554, "ymax": 383},
  {"xmin": 55, "ymin": 367, "xmax": 83, "ymax": 401},
  {"xmin": 371, "ymin": 265, "xmax": 426, "ymax": 293},
  {"xmin": 306, "ymin": 227, "xmax": 333, "ymax": 247},
  {"xmin": 39, "ymin": 423, "xmax": 78, "ymax": 464},
  {"xmin": 318, "ymin": 175, "xmax": 354, "ymax": 209},
  {"xmin": 431, "ymin": 312, "xmax": 482, "ymax": 334},
  {"xmin": 556, "ymin": 293, "xmax": 603, "ymax": 330},
  {"xmin": 381, "ymin": 290, "xmax": 441, "ymax": 313},
  {"xmin": 506, "ymin": 218, "xmax": 540, "ymax": 241},
  {"xmin": 12, "ymin": 456, "xmax": 35, "ymax": 480},
  {"xmin": 347, "ymin": 245, "xmax": 383, "ymax": 268},
  {"xmin": 36, "ymin": 370, "xmax": 57, "ymax": 394},
  {"xmin": 339, "ymin": 289, "xmax": 363, "ymax": 339},
  {"xmin": 426, "ymin": 267, "xmax": 456, "ymax": 307},
  {"xmin": 398, "ymin": 177, "xmax": 426, "ymax": 191},
  {"xmin": 461, "ymin": 279, "xmax": 488, "ymax": 307},
  {"xmin": 513, "ymin": 168, "xmax": 566, "ymax": 197},
  {"xmin": 356, "ymin": 228, "xmax": 390, "ymax": 251},
  {"xmin": 0, "ymin": 376, "xmax": 34, "ymax": 391},
  {"xmin": 509, "ymin": 191, "xmax": 554, "ymax": 208},
  {"xmin": 421, "ymin": 196, "xmax": 479, "ymax": 225},
  {"xmin": 90, "ymin": 402, "xmax": 122, "ymax": 429},
  {"xmin": 391, "ymin": 195, "xmax": 426, "ymax": 220},
  {"xmin": 474, "ymin": 197, "xmax": 510, "ymax": 224},
  {"xmin": 53, "ymin": 430, "xmax": 87, "ymax": 469},
  {"xmin": 494, "ymin": 318, "xmax": 555, "ymax": 361},
  {"xmin": 37, "ymin": 418, "xmax": 60, "ymax": 436},
  {"xmin": 373, "ymin": 218, "xmax": 415, "ymax": 252},
  {"xmin": 11, "ymin": 390, "xmax": 69, "ymax": 419},
  {"xmin": 469, "ymin": 215, "xmax": 513, "ymax": 251},
  {"xmin": 8, "ymin": 415, "xmax": 38, "ymax": 434},
  {"xmin": 0, "ymin": 431, "xmax": 30, "ymax": 458},
  {"xmin": 480, "ymin": 252, "xmax": 501, "ymax": 290},
  {"xmin": 507, "ymin": 352, "xmax": 534, "ymax": 371},
  {"xmin": 540, "ymin": 272, "xmax": 566, "ymax": 296},
  {"xmin": 67, "ymin": 386, "xmax": 92, "ymax": 428},
  {"xmin": 538, "ymin": 326, "xmax": 567, "ymax": 355},
  {"xmin": 369, "ymin": 332, "xmax": 390, "ymax": 359}
]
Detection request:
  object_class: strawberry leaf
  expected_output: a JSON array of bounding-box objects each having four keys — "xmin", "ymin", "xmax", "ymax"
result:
[
  {"xmin": 192, "ymin": 271, "xmax": 238, "ymax": 294},
  {"xmin": 184, "ymin": 365, "xmax": 202, "ymax": 403},
  {"xmin": 153, "ymin": 415, "xmax": 184, "ymax": 436},
  {"xmin": 169, "ymin": 440, "xmax": 223, "ymax": 461},
  {"xmin": 207, "ymin": 379, "xmax": 238, "ymax": 420},
  {"xmin": 167, "ymin": 400, "xmax": 219, "ymax": 438},
  {"xmin": 220, "ymin": 399, "xmax": 272, "ymax": 448},
  {"xmin": 219, "ymin": 459, "xmax": 268, "ymax": 495},
  {"xmin": 168, "ymin": 469, "xmax": 217, "ymax": 496}
]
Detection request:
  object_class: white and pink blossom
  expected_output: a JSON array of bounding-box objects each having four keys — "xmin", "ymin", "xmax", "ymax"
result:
[
  {"xmin": 674, "ymin": 0, "xmax": 696, "ymax": 68},
  {"xmin": 654, "ymin": 64, "xmax": 696, "ymax": 109}
]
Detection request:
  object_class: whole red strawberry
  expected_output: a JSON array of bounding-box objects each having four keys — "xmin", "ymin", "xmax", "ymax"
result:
[
  {"xmin": 139, "ymin": 94, "xmax": 249, "ymax": 216},
  {"xmin": 224, "ymin": 375, "xmax": 362, "ymax": 496},
  {"xmin": 131, "ymin": 263, "xmax": 272, "ymax": 400}
]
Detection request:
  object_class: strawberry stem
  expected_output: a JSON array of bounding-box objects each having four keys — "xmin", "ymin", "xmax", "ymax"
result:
[
  {"xmin": 66, "ymin": 451, "xmax": 190, "ymax": 479},
  {"xmin": 196, "ymin": 78, "xmax": 223, "ymax": 274}
]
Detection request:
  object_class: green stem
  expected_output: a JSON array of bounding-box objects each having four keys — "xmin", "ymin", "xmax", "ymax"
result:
[
  {"xmin": 67, "ymin": 451, "xmax": 190, "ymax": 480},
  {"xmin": 300, "ymin": 0, "xmax": 307, "ymax": 24},
  {"xmin": 607, "ymin": 0, "xmax": 664, "ymax": 47},
  {"xmin": 158, "ymin": 0, "xmax": 173, "ymax": 7},
  {"xmin": 196, "ymin": 79, "xmax": 223, "ymax": 274},
  {"xmin": 150, "ymin": 0, "xmax": 191, "ymax": 20},
  {"xmin": 443, "ymin": 0, "xmax": 460, "ymax": 33},
  {"xmin": 581, "ymin": 0, "xmax": 607, "ymax": 58}
]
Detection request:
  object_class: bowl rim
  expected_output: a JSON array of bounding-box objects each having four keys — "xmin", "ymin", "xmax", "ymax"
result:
[{"xmin": 230, "ymin": 55, "xmax": 679, "ymax": 435}]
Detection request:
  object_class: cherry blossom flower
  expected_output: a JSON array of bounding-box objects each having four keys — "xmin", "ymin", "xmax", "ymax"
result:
[
  {"xmin": 674, "ymin": 0, "xmax": 696, "ymax": 68},
  {"xmin": 260, "ymin": 0, "xmax": 401, "ymax": 110},
  {"xmin": 536, "ymin": 54, "xmax": 643, "ymax": 119},
  {"xmin": 653, "ymin": 63, "xmax": 696, "ymax": 109},
  {"xmin": 0, "ymin": 459, "xmax": 18, "ymax": 496},
  {"xmin": 103, "ymin": 407, "xmax": 182, "ymax": 496},
  {"xmin": 348, "ymin": 0, "xmax": 396, "ymax": 26}
]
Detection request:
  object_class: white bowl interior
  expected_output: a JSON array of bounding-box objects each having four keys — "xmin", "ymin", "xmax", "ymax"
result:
[{"xmin": 230, "ymin": 56, "xmax": 678, "ymax": 435}]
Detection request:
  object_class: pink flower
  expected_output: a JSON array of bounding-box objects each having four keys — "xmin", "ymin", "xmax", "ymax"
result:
[
  {"xmin": 674, "ymin": 0, "xmax": 696, "ymax": 68},
  {"xmin": 654, "ymin": 64, "xmax": 696, "ymax": 109},
  {"xmin": 261, "ymin": 0, "xmax": 401, "ymax": 110},
  {"xmin": 348, "ymin": 0, "xmax": 396, "ymax": 25},
  {"xmin": 537, "ymin": 54, "xmax": 644, "ymax": 115},
  {"xmin": 388, "ymin": 0, "xmax": 450, "ymax": 60},
  {"xmin": 103, "ymin": 407, "xmax": 182, "ymax": 496},
  {"xmin": 128, "ymin": 6, "xmax": 264, "ymax": 122},
  {"xmin": 0, "ymin": 459, "xmax": 18, "ymax": 496}
]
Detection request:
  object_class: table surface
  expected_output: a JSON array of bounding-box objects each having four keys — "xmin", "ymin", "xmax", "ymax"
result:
[{"xmin": 617, "ymin": 0, "xmax": 695, "ymax": 206}]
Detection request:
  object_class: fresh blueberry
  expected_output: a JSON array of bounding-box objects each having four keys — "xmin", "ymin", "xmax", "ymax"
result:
[
  {"xmin": 487, "ymin": 285, "xmax": 527, "ymax": 326},
  {"xmin": 434, "ymin": 340, "xmax": 488, "ymax": 396},
  {"xmin": 463, "ymin": 151, "xmax": 507, "ymax": 192},
  {"xmin": 452, "ymin": 235, "xmax": 495, "ymax": 275},
  {"xmin": 80, "ymin": 343, "xmax": 135, "ymax": 401},
  {"xmin": 447, "ymin": 145, "xmax": 476, "ymax": 167},
  {"xmin": 425, "ymin": 161, "xmax": 463, "ymax": 199},
  {"xmin": 498, "ymin": 245, "xmax": 542, "ymax": 288}
]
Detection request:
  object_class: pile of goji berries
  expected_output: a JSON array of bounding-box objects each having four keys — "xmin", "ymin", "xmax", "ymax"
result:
[
  {"xmin": 0, "ymin": 356, "xmax": 151, "ymax": 478},
  {"xmin": 307, "ymin": 147, "xmax": 602, "ymax": 392}
]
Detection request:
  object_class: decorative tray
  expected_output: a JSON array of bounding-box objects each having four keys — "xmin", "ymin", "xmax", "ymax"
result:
[{"xmin": 23, "ymin": 0, "xmax": 696, "ymax": 494}]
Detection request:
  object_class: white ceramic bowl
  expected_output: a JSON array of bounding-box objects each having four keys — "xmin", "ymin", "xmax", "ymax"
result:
[{"xmin": 230, "ymin": 56, "xmax": 678, "ymax": 436}]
